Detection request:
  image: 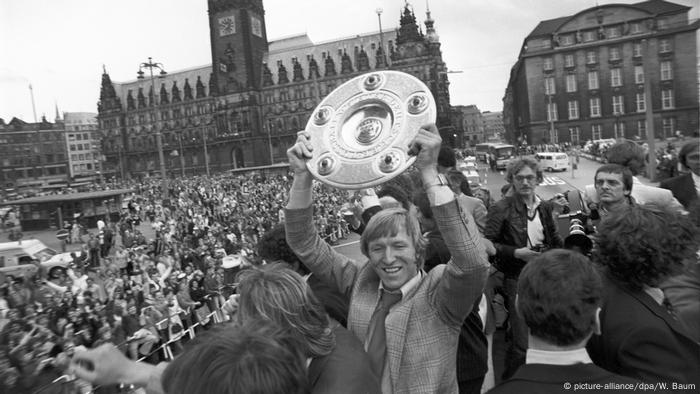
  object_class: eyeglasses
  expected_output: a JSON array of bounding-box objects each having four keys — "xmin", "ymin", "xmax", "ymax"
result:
[{"xmin": 514, "ymin": 175, "xmax": 537, "ymax": 183}]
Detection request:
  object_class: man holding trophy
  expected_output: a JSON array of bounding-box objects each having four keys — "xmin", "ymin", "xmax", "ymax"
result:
[{"xmin": 284, "ymin": 123, "xmax": 489, "ymax": 393}]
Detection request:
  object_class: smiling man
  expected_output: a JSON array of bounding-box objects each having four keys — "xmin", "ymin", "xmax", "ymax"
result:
[{"xmin": 285, "ymin": 124, "xmax": 489, "ymax": 393}]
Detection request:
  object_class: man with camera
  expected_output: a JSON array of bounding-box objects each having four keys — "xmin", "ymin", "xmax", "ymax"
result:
[{"xmin": 484, "ymin": 158, "xmax": 562, "ymax": 380}]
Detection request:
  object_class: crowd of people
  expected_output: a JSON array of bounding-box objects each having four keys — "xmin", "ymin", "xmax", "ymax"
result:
[{"xmin": 1, "ymin": 126, "xmax": 699, "ymax": 394}]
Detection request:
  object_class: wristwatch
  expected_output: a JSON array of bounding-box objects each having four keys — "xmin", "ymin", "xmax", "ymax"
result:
[{"xmin": 423, "ymin": 174, "xmax": 451, "ymax": 189}]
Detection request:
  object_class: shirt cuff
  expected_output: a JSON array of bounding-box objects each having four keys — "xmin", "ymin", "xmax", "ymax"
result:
[{"xmin": 426, "ymin": 185, "xmax": 454, "ymax": 206}]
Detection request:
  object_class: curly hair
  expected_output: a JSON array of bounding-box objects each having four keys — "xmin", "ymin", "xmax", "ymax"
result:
[
  {"xmin": 256, "ymin": 224, "xmax": 309, "ymax": 274},
  {"xmin": 605, "ymin": 140, "xmax": 645, "ymax": 176},
  {"xmin": 505, "ymin": 158, "xmax": 543, "ymax": 185},
  {"xmin": 235, "ymin": 264, "xmax": 334, "ymax": 359},
  {"xmin": 518, "ymin": 249, "xmax": 602, "ymax": 346},
  {"xmin": 593, "ymin": 203, "xmax": 700, "ymax": 290}
]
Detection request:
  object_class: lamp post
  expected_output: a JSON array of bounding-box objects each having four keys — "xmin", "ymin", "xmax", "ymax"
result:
[
  {"xmin": 137, "ymin": 57, "xmax": 168, "ymax": 196},
  {"xmin": 201, "ymin": 128, "xmax": 210, "ymax": 176},
  {"xmin": 376, "ymin": 8, "xmax": 386, "ymax": 66}
]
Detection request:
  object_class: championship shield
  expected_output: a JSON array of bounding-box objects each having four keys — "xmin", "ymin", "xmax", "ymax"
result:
[{"xmin": 304, "ymin": 71, "xmax": 436, "ymax": 189}]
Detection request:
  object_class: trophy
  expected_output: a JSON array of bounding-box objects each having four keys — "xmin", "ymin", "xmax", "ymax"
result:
[{"xmin": 304, "ymin": 71, "xmax": 436, "ymax": 189}]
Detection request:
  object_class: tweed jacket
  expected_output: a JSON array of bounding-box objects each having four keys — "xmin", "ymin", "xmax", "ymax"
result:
[{"xmin": 285, "ymin": 201, "xmax": 489, "ymax": 394}]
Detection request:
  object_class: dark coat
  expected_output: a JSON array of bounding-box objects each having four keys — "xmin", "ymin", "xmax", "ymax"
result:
[
  {"xmin": 660, "ymin": 172, "xmax": 698, "ymax": 210},
  {"xmin": 485, "ymin": 196, "xmax": 563, "ymax": 277},
  {"xmin": 487, "ymin": 363, "xmax": 638, "ymax": 394},
  {"xmin": 587, "ymin": 274, "xmax": 700, "ymax": 386}
]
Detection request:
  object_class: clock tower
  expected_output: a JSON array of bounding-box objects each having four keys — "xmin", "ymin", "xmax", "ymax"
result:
[{"xmin": 208, "ymin": 0, "xmax": 268, "ymax": 95}]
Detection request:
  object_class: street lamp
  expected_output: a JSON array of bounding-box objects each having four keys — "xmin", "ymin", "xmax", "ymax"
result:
[{"xmin": 137, "ymin": 57, "xmax": 168, "ymax": 196}]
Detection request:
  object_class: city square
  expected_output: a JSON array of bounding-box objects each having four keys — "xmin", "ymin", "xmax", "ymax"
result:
[{"xmin": 1, "ymin": 0, "xmax": 699, "ymax": 393}]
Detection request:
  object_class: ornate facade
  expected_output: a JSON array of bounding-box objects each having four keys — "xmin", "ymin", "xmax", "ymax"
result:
[{"xmin": 97, "ymin": 0, "xmax": 453, "ymax": 178}]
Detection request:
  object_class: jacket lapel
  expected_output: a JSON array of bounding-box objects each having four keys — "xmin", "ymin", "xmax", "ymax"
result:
[
  {"xmin": 623, "ymin": 285, "xmax": 698, "ymax": 344},
  {"xmin": 386, "ymin": 287, "xmax": 415, "ymax": 387}
]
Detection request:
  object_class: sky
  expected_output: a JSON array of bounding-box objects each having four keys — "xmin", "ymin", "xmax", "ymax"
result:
[{"xmin": 1, "ymin": 0, "xmax": 697, "ymax": 122}]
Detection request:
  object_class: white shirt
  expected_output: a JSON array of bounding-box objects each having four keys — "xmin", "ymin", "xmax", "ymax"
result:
[
  {"xmin": 692, "ymin": 172, "xmax": 700, "ymax": 198},
  {"xmin": 526, "ymin": 347, "xmax": 593, "ymax": 365}
]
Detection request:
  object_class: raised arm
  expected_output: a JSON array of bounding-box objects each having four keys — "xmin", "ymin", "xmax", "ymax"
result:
[{"xmin": 285, "ymin": 131, "xmax": 360, "ymax": 298}]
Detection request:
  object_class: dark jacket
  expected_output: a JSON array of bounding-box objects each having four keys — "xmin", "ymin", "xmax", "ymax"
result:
[
  {"xmin": 484, "ymin": 196, "xmax": 562, "ymax": 277},
  {"xmin": 660, "ymin": 172, "xmax": 698, "ymax": 210},
  {"xmin": 587, "ymin": 273, "xmax": 700, "ymax": 387}
]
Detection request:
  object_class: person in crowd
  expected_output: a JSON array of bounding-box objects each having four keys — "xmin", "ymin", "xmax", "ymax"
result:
[
  {"xmin": 583, "ymin": 140, "xmax": 684, "ymax": 212},
  {"xmin": 660, "ymin": 141, "xmax": 700, "ymax": 210},
  {"xmin": 285, "ymin": 124, "xmax": 489, "ymax": 393},
  {"xmin": 587, "ymin": 204, "xmax": 700, "ymax": 386},
  {"xmin": 446, "ymin": 169, "xmax": 488, "ymax": 234},
  {"xmin": 438, "ymin": 146, "xmax": 457, "ymax": 174},
  {"xmin": 484, "ymin": 158, "xmax": 563, "ymax": 380},
  {"xmin": 589, "ymin": 164, "xmax": 635, "ymax": 225},
  {"xmin": 70, "ymin": 319, "xmax": 309, "ymax": 394},
  {"xmin": 488, "ymin": 249, "xmax": 638, "ymax": 393}
]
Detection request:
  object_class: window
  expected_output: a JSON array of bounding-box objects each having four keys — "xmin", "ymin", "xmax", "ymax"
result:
[
  {"xmin": 588, "ymin": 71, "xmax": 599, "ymax": 90},
  {"xmin": 636, "ymin": 93, "xmax": 646, "ymax": 112},
  {"xmin": 614, "ymin": 122, "xmax": 625, "ymax": 139},
  {"xmin": 659, "ymin": 39, "xmax": 672, "ymax": 53},
  {"xmin": 70, "ymin": 144, "xmax": 76, "ymax": 151},
  {"xmin": 568, "ymin": 101, "xmax": 579, "ymax": 119},
  {"xmin": 662, "ymin": 89, "xmax": 674, "ymax": 109},
  {"xmin": 550, "ymin": 128, "xmax": 559, "ymax": 144},
  {"xmin": 634, "ymin": 65, "xmax": 644, "ymax": 84},
  {"xmin": 560, "ymin": 35, "xmax": 574, "ymax": 46},
  {"xmin": 637, "ymin": 120, "xmax": 647, "ymax": 139},
  {"xmin": 586, "ymin": 51, "xmax": 597, "ymax": 64},
  {"xmin": 631, "ymin": 22, "xmax": 643, "ymax": 34},
  {"xmin": 590, "ymin": 98, "xmax": 601, "ymax": 117},
  {"xmin": 633, "ymin": 42, "xmax": 642, "ymax": 57},
  {"xmin": 610, "ymin": 68, "xmax": 622, "ymax": 87},
  {"xmin": 547, "ymin": 102, "xmax": 558, "ymax": 121},
  {"xmin": 609, "ymin": 47, "xmax": 621, "ymax": 61},
  {"xmin": 658, "ymin": 18, "xmax": 668, "ymax": 30},
  {"xmin": 76, "ymin": 134, "xmax": 82, "ymax": 141},
  {"xmin": 78, "ymin": 154, "xmax": 85, "ymax": 161},
  {"xmin": 607, "ymin": 26, "xmax": 620, "ymax": 38},
  {"xmin": 68, "ymin": 134, "xmax": 75, "ymax": 141},
  {"xmin": 592, "ymin": 124, "xmax": 602, "ymax": 140},
  {"xmin": 544, "ymin": 77, "xmax": 556, "ymax": 95},
  {"xmin": 86, "ymin": 163, "xmax": 93, "ymax": 170},
  {"xmin": 612, "ymin": 95, "xmax": 625, "ymax": 114},
  {"xmin": 569, "ymin": 127, "xmax": 580, "ymax": 145},
  {"xmin": 660, "ymin": 61, "xmax": 672, "ymax": 80},
  {"xmin": 564, "ymin": 54, "xmax": 575, "ymax": 68},
  {"xmin": 566, "ymin": 74, "xmax": 577, "ymax": 92},
  {"xmin": 662, "ymin": 118, "xmax": 675, "ymax": 137},
  {"xmin": 543, "ymin": 57, "xmax": 553, "ymax": 71},
  {"xmin": 583, "ymin": 30, "xmax": 596, "ymax": 42}
]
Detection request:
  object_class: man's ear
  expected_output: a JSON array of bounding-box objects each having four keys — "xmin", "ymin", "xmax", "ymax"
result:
[{"xmin": 593, "ymin": 307, "xmax": 601, "ymax": 335}]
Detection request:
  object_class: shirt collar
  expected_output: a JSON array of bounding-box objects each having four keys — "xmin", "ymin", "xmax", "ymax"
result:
[
  {"xmin": 632, "ymin": 176, "xmax": 642, "ymax": 185},
  {"xmin": 378, "ymin": 270, "xmax": 423, "ymax": 298},
  {"xmin": 643, "ymin": 285, "xmax": 664, "ymax": 305},
  {"xmin": 691, "ymin": 172, "xmax": 700, "ymax": 188},
  {"xmin": 526, "ymin": 348, "xmax": 593, "ymax": 365}
]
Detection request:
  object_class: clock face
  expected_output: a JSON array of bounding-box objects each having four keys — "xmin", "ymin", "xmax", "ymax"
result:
[{"xmin": 218, "ymin": 15, "xmax": 236, "ymax": 36}]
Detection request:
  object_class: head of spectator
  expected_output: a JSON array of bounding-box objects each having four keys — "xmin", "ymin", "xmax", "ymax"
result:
[
  {"xmin": 360, "ymin": 207, "xmax": 427, "ymax": 291},
  {"xmin": 505, "ymin": 158, "xmax": 543, "ymax": 201},
  {"xmin": 445, "ymin": 169, "xmax": 472, "ymax": 197},
  {"xmin": 594, "ymin": 164, "xmax": 633, "ymax": 210},
  {"xmin": 474, "ymin": 187, "xmax": 494, "ymax": 209},
  {"xmin": 235, "ymin": 264, "xmax": 334, "ymax": 359},
  {"xmin": 437, "ymin": 146, "xmax": 457, "ymax": 174},
  {"xmin": 605, "ymin": 140, "xmax": 645, "ymax": 176},
  {"xmin": 678, "ymin": 141, "xmax": 700, "ymax": 176},
  {"xmin": 595, "ymin": 204, "xmax": 700, "ymax": 291},
  {"xmin": 257, "ymin": 224, "xmax": 309, "ymax": 275},
  {"xmin": 161, "ymin": 320, "xmax": 309, "ymax": 394},
  {"xmin": 377, "ymin": 182, "xmax": 412, "ymax": 211},
  {"xmin": 518, "ymin": 249, "xmax": 602, "ymax": 348}
]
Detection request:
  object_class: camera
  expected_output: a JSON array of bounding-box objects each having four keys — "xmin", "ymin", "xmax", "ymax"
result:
[
  {"xmin": 530, "ymin": 244, "xmax": 549, "ymax": 253},
  {"xmin": 559, "ymin": 211, "xmax": 593, "ymax": 256}
]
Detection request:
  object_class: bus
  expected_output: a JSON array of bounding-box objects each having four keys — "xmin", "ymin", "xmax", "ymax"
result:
[
  {"xmin": 491, "ymin": 144, "xmax": 516, "ymax": 170},
  {"xmin": 475, "ymin": 143, "xmax": 494, "ymax": 163}
]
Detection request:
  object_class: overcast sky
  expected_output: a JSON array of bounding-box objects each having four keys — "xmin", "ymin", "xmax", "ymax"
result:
[{"xmin": 1, "ymin": 0, "xmax": 697, "ymax": 122}]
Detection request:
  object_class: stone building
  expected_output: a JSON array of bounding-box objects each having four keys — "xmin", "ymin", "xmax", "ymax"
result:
[
  {"xmin": 503, "ymin": 0, "xmax": 699, "ymax": 146},
  {"xmin": 97, "ymin": 0, "xmax": 453, "ymax": 179}
]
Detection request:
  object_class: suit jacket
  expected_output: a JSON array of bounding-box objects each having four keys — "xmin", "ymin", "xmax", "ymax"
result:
[
  {"xmin": 583, "ymin": 178, "xmax": 684, "ymax": 212},
  {"xmin": 308, "ymin": 324, "xmax": 381, "ymax": 394},
  {"xmin": 487, "ymin": 363, "xmax": 638, "ymax": 394},
  {"xmin": 660, "ymin": 173, "xmax": 698, "ymax": 210},
  {"xmin": 286, "ymin": 201, "xmax": 489, "ymax": 394},
  {"xmin": 587, "ymin": 274, "xmax": 700, "ymax": 386}
]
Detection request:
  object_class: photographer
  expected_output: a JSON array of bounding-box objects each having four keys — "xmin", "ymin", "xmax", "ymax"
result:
[{"xmin": 484, "ymin": 158, "xmax": 562, "ymax": 380}]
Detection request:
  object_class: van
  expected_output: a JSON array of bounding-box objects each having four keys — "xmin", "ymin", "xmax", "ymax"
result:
[
  {"xmin": 536, "ymin": 152, "xmax": 569, "ymax": 172},
  {"xmin": 0, "ymin": 239, "xmax": 58, "ymax": 278}
]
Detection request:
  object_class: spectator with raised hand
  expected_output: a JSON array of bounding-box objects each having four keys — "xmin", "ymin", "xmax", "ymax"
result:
[{"xmin": 285, "ymin": 124, "xmax": 489, "ymax": 393}]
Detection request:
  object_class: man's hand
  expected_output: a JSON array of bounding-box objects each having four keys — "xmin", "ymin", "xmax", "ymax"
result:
[
  {"xmin": 286, "ymin": 131, "xmax": 313, "ymax": 175},
  {"xmin": 481, "ymin": 238, "xmax": 496, "ymax": 256},
  {"xmin": 409, "ymin": 124, "xmax": 441, "ymax": 172},
  {"xmin": 514, "ymin": 247, "xmax": 540, "ymax": 262},
  {"xmin": 69, "ymin": 343, "xmax": 153, "ymax": 385}
]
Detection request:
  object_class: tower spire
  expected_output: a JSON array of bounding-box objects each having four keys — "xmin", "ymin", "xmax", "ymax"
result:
[
  {"xmin": 54, "ymin": 101, "xmax": 61, "ymax": 122},
  {"xmin": 424, "ymin": 0, "xmax": 439, "ymax": 43}
]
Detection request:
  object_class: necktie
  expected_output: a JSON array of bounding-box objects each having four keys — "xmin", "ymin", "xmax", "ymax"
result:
[{"xmin": 366, "ymin": 289, "xmax": 402, "ymax": 377}]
